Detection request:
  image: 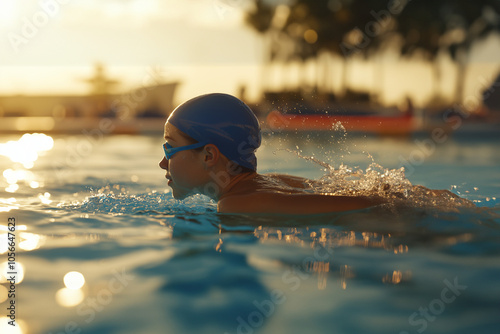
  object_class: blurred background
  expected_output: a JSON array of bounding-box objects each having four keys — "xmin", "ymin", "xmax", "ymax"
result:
[{"xmin": 0, "ymin": 0, "xmax": 499, "ymax": 135}]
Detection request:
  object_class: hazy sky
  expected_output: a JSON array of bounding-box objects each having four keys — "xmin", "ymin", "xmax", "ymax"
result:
[
  {"xmin": 0, "ymin": 0, "xmax": 262, "ymax": 100},
  {"xmin": 1, "ymin": 0, "xmax": 499, "ymax": 106}
]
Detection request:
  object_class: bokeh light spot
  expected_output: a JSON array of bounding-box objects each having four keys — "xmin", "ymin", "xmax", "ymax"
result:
[
  {"xmin": 64, "ymin": 271, "xmax": 85, "ymax": 290},
  {"xmin": 55, "ymin": 288, "xmax": 85, "ymax": 307}
]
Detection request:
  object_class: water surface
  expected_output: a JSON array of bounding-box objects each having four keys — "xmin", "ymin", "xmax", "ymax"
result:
[{"xmin": 0, "ymin": 131, "xmax": 499, "ymax": 334}]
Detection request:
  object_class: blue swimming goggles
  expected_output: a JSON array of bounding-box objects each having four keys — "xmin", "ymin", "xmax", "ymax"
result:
[{"xmin": 163, "ymin": 141, "xmax": 209, "ymax": 160}]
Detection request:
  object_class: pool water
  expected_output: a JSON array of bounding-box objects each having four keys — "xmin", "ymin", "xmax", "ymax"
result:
[{"xmin": 0, "ymin": 131, "xmax": 499, "ymax": 334}]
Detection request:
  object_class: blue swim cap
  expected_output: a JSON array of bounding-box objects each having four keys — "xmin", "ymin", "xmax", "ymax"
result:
[{"xmin": 167, "ymin": 93, "xmax": 261, "ymax": 171}]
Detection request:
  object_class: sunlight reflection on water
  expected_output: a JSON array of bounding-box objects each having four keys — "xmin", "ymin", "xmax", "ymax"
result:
[
  {"xmin": 0, "ymin": 133, "xmax": 53, "ymax": 195},
  {"xmin": 0, "ymin": 133, "xmax": 498, "ymax": 334},
  {"xmin": 0, "ymin": 133, "xmax": 53, "ymax": 168},
  {"xmin": 56, "ymin": 287, "xmax": 85, "ymax": 308}
]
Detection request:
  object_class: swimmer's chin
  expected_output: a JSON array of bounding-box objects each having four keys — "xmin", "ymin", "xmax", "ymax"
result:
[{"xmin": 169, "ymin": 185, "xmax": 193, "ymax": 200}]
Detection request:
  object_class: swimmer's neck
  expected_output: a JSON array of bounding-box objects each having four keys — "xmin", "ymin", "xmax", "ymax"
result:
[{"xmin": 215, "ymin": 171, "xmax": 257, "ymax": 201}]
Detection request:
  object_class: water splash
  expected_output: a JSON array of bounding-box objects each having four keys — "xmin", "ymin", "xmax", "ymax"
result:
[
  {"xmin": 283, "ymin": 148, "xmax": 334, "ymax": 172},
  {"xmin": 63, "ymin": 188, "xmax": 217, "ymax": 215},
  {"xmin": 286, "ymin": 148, "xmax": 476, "ymax": 210}
]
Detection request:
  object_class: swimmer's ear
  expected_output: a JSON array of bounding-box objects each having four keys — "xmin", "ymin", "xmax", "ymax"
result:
[{"xmin": 202, "ymin": 144, "xmax": 221, "ymax": 167}]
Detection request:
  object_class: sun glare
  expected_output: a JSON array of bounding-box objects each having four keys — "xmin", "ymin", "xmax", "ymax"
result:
[
  {"xmin": 0, "ymin": 261, "xmax": 25, "ymax": 284},
  {"xmin": 64, "ymin": 271, "xmax": 85, "ymax": 290},
  {"xmin": 56, "ymin": 271, "xmax": 86, "ymax": 307},
  {"xmin": 0, "ymin": 133, "xmax": 54, "ymax": 168},
  {"xmin": 0, "ymin": 316, "xmax": 24, "ymax": 334},
  {"xmin": 55, "ymin": 288, "xmax": 85, "ymax": 307}
]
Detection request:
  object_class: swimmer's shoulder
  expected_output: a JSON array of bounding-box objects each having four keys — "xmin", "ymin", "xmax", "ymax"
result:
[
  {"xmin": 263, "ymin": 173, "xmax": 313, "ymax": 189},
  {"xmin": 220, "ymin": 172, "xmax": 309, "ymax": 199}
]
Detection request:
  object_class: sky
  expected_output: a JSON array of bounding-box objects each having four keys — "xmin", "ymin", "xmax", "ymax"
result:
[
  {"xmin": 0, "ymin": 0, "xmax": 263, "ymax": 102},
  {"xmin": 0, "ymin": 0, "xmax": 499, "ymax": 107}
]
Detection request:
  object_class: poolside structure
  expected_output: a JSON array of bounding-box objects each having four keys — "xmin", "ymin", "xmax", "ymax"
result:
[{"xmin": 0, "ymin": 64, "xmax": 179, "ymax": 134}]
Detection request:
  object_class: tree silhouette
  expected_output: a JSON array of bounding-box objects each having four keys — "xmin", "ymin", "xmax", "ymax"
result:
[
  {"xmin": 395, "ymin": 0, "xmax": 500, "ymax": 102},
  {"xmin": 244, "ymin": 0, "xmax": 500, "ymax": 103}
]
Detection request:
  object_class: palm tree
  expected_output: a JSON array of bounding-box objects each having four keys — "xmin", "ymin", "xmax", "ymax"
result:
[
  {"xmin": 395, "ymin": 0, "xmax": 500, "ymax": 104},
  {"xmin": 244, "ymin": 0, "xmax": 500, "ymax": 104}
]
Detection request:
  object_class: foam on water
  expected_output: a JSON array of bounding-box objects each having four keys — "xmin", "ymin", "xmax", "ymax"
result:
[{"xmin": 64, "ymin": 189, "xmax": 216, "ymax": 215}]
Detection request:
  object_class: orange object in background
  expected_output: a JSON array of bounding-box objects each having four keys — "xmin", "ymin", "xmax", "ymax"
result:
[{"xmin": 266, "ymin": 109, "xmax": 415, "ymax": 136}]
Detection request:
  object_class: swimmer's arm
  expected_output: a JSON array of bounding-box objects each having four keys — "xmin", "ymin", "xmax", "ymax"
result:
[{"xmin": 218, "ymin": 193, "xmax": 386, "ymax": 214}]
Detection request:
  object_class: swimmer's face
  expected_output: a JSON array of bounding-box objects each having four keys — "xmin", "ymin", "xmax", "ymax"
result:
[{"xmin": 159, "ymin": 122, "xmax": 209, "ymax": 200}]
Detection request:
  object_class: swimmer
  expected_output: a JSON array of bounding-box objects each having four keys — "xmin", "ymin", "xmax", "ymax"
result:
[{"xmin": 158, "ymin": 93, "xmax": 458, "ymax": 214}]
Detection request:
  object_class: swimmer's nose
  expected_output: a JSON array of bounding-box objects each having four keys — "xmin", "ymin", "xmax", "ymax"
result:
[{"xmin": 159, "ymin": 156, "xmax": 168, "ymax": 170}]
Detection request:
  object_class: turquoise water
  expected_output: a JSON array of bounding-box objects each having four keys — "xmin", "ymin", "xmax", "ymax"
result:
[{"xmin": 0, "ymin": 131, "xmax": 499, "ymax": 334}]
